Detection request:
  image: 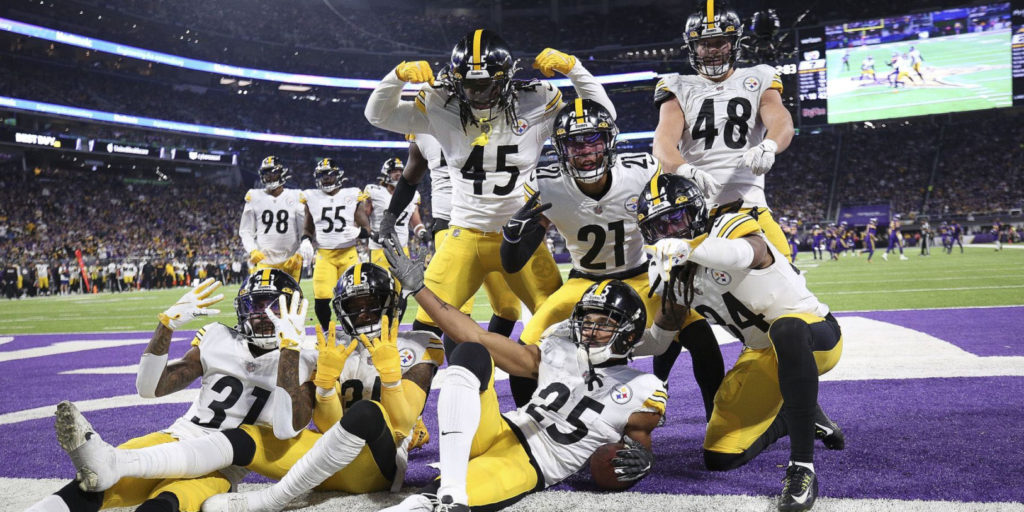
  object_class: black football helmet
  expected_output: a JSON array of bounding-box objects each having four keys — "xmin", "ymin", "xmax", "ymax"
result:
[
  {"xmin": 683, "ymin": 1, "xmax": 744, "ymax": 78},
  {"xmin": 636, "ymin": 173, "xmax": 709, "ymax": 244},
  {"xmin": 332, "ymin": 263, "xmax": 403, "ymax": 340},
  {"xmin": 570, "ymin": 280, "xmax": 647, "ymax": 373},
  {"xmin": 314, "ymin": 158, "xmax": 344, "ymax": 193},
  {"xmin": 235, "ymin": 269, "xmax": 301, "ymax": 349},
  {"xmin": 258, "ymin": 156, "xmax": 290, "ymax": 191},
  {"xmin": 378, "ymin": 157, "xmax": 404, "ymax": 187},
  {"xmin": 552, "ymin": 98, "xmax": 619, "ymax": 184},
  {"xmin": 447, "ymin": 29, "xmax": 520, "ymax": 113}
]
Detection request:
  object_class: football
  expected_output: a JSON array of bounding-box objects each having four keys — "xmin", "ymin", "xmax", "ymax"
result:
[{"xmin": 589, "ymin": 442, "xmax": 633, "ymax": 491}]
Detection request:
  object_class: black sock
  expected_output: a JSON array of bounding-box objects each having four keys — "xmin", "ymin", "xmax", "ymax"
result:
[
  {"xmin": 412, "ymin": 319, "xmax": 443, "ymax": 338},
  {"xmin": 487, "ymin": 314, "xmax": 517, "ymax": 338},
  {"xmin": 55, "ymin": 481, "xmax": 103, "ymax": 512},
  {"xmin": 677, "ymin": 320, "xmax": 725, "ymax": 421},
  {"xmin": 770, "ymin": 318, "xmax": 819, "ymax": 464},
  {"xmin": 314, "ymin": 298, "xmax": 333, "ymax": 333},
  {"xmin": 652, "ymin": 338, "xmax": 683, "ymax": 383},
  {"xmin": 135, "ymin": 492, "xmax": 179, "ymax": 512}
]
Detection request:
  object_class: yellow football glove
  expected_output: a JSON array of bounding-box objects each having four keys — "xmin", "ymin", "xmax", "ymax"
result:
[
  {"xmin": 532, "ymin": 48, "xmax": 577, "ymax": 77},
  {"xmin": 313, "ymin": 322, "xmax": 358, "ymax": 389},
  {"xmin": 395, "ymin": 61, "xmax": 435, "ymax": 85},
  {"xmin": 249, "ymin": 249, "xmax": 265, "ymax": 265},
  {"xmin": 357, "ymin": 315, "xmax": 402, "ymax": 385}
]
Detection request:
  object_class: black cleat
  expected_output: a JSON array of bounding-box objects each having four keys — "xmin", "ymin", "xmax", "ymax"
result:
[
  {"xmin": 814, "ymin": 405, "xmax": 845, "ymax": 450},
  {"xmin": 778, "ymin": 465, "xmax": 818, "ymax": 511}
]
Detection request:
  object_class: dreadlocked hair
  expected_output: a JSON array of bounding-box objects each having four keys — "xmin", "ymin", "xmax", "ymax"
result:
[
  {"xmin": 440, "ymin": 77, "xmax": 527, "ymax": 134},
  {"xmin": 661, "ymin": 261, "xmax": 699, "ymax": 323}
]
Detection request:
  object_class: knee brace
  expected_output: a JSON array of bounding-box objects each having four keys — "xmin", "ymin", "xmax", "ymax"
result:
[
  {"xmin": 448, "ymin": 342, "xmax": 493, "ymax": 391},
  {"xmin": 340, "ymin": 400, "xmax": 388, "ymax": 441}
]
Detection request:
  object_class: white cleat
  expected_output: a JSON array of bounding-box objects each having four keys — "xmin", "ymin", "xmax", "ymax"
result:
[
  {"xmin": 882, "ymin": 253, "xmax": 888, "ymax": 261},
  {"xmin": 202, "ymin": 491, "xmax": 280, "ymax": 512},
  {"xmin": 899, "ymin": 255, "xmax": 909, "ymax": 261},
  {"xmin": 55, "ymin": 401, "xmax": 120, "ymax": 492},
  {"xmin": 379, "ymin": 493, "xmax": 439, "ymax": 512}
]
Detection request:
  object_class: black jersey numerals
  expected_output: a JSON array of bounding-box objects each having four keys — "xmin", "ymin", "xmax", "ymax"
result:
[
  {"xmin": 691, "ymin": 97, "xmax": 753, "ymax": 150},
  {"xmin": 693, "ymin": 291, "xmax": 769, "ymax": 344},
  {"xmin": 191, "ymin": 376, "xmax": 272, "ymax": 429},
  {"xmin": 578, "ymin": 220, "xmax": 626, "ymax": 271},
  {"xmin": 340, "ymin": 377, "xmax": 381, "ymax": 410},
  {"xmin": 261, "ymin": 210, "xmax": 290, "ymax": 234},
  {"xmin": 525, "ymin": 382, "xmax": 606, "ymax": 445},
  {"xmin": 319, "ymin": 206, "xmax": 347, "ymax": 233},
  {"xmin": 460, "ymin": 145, "xmax": 519, "ymax": 196}
]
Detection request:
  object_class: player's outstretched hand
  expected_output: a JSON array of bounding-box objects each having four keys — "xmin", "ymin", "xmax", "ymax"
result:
[
  {"xmin": 502, "ymin": 192, "xmax": 551, "ymax": 243},
  {"xmin": 383, "ymin": 235, "xmax": 425, "ymax": 295},
  {"xmin": 533, "ymin": 48, "xmax": 577, "ymax": 77},
  {"xmin": 643, "ymin": 238, "xmax": 692, "ymax": 283},
  {"xmin": 249, "ymin": 249, "xmax": 266, "ymax": 265},
  {"xmin": 676, "ymin": 164, "xmax": 722, "ymax": 198},
  {"xmin": 611, "ymin": 435, "xmax": 654, "ymax": 482},
  {"xmin": 313, "ymin": 321, "xmax": 358, "ymax": 389},
  {"xmin": 742, "ymin": 139, "xmax": 778, "ymax": 176},
  {"xmin": 378, "ymin": 211, "xmax": 399, "ymax": 245},
  {"xmin": 158, "ymin": 278, "xmax": 224, "ymax": 330},
  {"xmin": 395, "ymin": 61, "xmax": 435, "ymax": 85},
  {"xmin": 357, "ymin": 315, "xmax": 402, "ymax": 384},
  {"xmin": 265, "ymin": 291, "xmax": 308, "ymax": 351}
]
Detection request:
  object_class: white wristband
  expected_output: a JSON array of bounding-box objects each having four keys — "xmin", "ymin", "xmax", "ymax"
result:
[
  {"xmin": 690, "ymin": 237, "xmax": 756, "ymax": 270},
  {"xmin": 136, "ymin": 352, "xmax": 168, "ymax": 398}
]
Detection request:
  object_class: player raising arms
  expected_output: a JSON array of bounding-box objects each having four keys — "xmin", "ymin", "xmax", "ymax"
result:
[
  {"xmin": 382, "ymin": 239, "xmax": 666, "ymax": 512},
  {"xmin": 638, "ymin": 174, "xmax": 844, "ymax": 512},
  {"xmin": 299, "ymin": 158, "xmax": 372, "ymax": 332},
  {"xmin": 652, "ymin": 1, "xmax": 795, "ymax": 261},
  {"xmin": 28, "ymin": 272, "xmax": 318, "ymax": 512},
  {"xmin": 501, "ymin": 98, "xmax": 723, "ymax": 413},
  {"xmin": 363, "ymin": 157, "xmax": 427, "ymax": 269},
  {"xmin": 365, "ymin": 29, "xmax": 615, "ymax": 361},
  {"xmin": 239, "ymin": 157, "xmax": 308, "ymax": 281}
]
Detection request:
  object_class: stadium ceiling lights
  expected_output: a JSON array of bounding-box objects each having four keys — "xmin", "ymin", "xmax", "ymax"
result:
[{"xmin": 0, "ymin": 17, "xmax": 657, "ymax": 90}]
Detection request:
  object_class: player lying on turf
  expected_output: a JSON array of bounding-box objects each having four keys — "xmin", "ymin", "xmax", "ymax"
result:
[
  {"xmin": 379, "ymin": 237, "xmax": 666, "ymax": 512},
  {"xmin": 27, "ymin": 272, "xmax": 319, "ymax": 512},
  {"xmin": 36, "ymin": 265, "xmax": 443, "ymax": 512},
  {"xmin": 636, "ymin": 173, "xmax": 845, "ymax": 512}
]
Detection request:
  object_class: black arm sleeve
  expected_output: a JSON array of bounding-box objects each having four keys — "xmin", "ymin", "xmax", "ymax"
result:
[
  {"xmin": 386, "ymin": 176, "xmax": 419, "ymax": 215},
  {"xmin": 500, "ymin": 224, "xmax": 547, "ymax": 274}
]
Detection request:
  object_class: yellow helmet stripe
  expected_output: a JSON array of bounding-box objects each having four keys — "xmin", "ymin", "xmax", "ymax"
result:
[
  {"xmin": 706, "ymin": 0, "xmax": 715, "ymax": 29},
  {"xmin": 649, "ymin": 173, "xmax": 662, "ymax": 205},
  {"xmin": 472, "ymin": 29, "xmax": 483, "ymax": 71},
  {"xmin": 261, "ymin": 268, "xmax": 272, "ymax": 284},
  {"xmin": 353, "ymin": 263, "xmax": 362, "ymax": 285},
  {"xmin": 594, "ymin": 279, "xmax": 612, "ymax": 296},
  {"xmin": 574, "ymin": 97, "xmax": 585, "ymax": 122}
]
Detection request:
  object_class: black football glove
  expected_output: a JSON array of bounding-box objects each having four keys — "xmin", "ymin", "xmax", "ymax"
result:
[
  {"xmin": 611, "ymin": 435, "xmax": 654, "ymax": 482},
  {"xmin": 502, "ymin": 193, "xmax": 551, "ymax": 243},
  {"xmin": 382, "ymin": 235, "xmax": 425, "ymax": 295}
]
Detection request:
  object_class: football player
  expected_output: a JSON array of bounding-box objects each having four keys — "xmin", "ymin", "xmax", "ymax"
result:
[
  {"xmin": 862, "ymin": 218, "xmax": 877, "ymax": 262},
  {"xmin": 239, "ymin": 157, "xmax": 307, "ymax": 281},
  {"xmin": 908, "ymin": 46, "xmax": 925, "ymax": 81},
  {"xmin": 859, "ymin": 55, "xmax": 876, "ymax": 81},
  {"xmin": 27, "ymin": 272, "xmax": 318, "ymax": 512},
  {"xmin": 299, "ymin": 158, "xmax": 372, "ymax": 332},
  {"xmin": 638, "ymin": 174, "xmax": 844, "ymax": 512},
  {"xmin": 501, "ymin": 98, "xmax": 723, "ymax": 414},
  {"xmin": 363, "ymin": 157, "xmax": 426, "ymax": 270},
  {"xmin": 364, "ymin": 29, "xmax": 615, "ymax": 353},
  {"xmin": 383, "ymin": 238, "xmax": 666, "ymax": 511},
  {"xmin": 883, "ymin": 214, "xmax": 908, "ymax": 260},
  {"xmin": 405, "ymin": 132, "xmax": 522, "ymax": 340},
  {"xmin": 653, "ymin": 1, "xmax": 796, "ymax": 261},
  {"xmin": 951, "ymin": 221, "xmax": 964, "ymax": 253}
]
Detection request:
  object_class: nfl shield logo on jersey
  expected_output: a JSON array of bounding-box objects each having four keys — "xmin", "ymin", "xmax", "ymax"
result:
[
  {"xmin": 512, "ymin": 118, "xmax": 529, "ymax": 135},
  {"xmin": 711, "ymin": 270, "xmax": 731, "ymax": 285},
  {"xmin": 610, "ymin": 384, "xmax": 633, "ymax": 404},
  {"xmin": 399, "ymin": 348, "xmax": 416, "ymax": 368},
  {"xmin": 743, "ymin": 77, "xmax": 760, "ymax": 91},
  {"xmin": 246, "ymin": 361, "xmax": 257, "ymax": 373}
]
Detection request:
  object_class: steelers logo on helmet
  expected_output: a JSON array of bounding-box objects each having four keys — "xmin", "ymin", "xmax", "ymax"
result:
[
  {"xmin": 445, "ymin": 29, "xmax": 522, "ymax": 129},
  {"xmin": 553, "ymin": 98, "xmax": 619, "ymax": 184},
  {"xmin": 314, "ymin": 158, "xmax": 344, "ymax": 193},
  {"xmin": 258, "ymin": 156, "xmax": 291, "ymax": 192},
  {"xmin": 378, "ymin": 158, "xmax": 404, "ymax": 187},
  {"xmin": 235, "ymin": 269, "xmax": 301, "ymax": 349},
  {"xmin": 332, "ymin": 263, "xmax": 403, "ymax": 340},
  {"xmin": 636, "ymin": 173, "xmax": 710, "ymax": 244},
  {"xmin": 683, "ymin": 1, "xmax": 744, "ymax": 79},
  {"xmin": 570, "ymin": 280, "xmax": 646, "ymax": 382}
]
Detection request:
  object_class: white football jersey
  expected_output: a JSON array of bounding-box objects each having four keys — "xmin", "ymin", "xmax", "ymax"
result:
[
  {"xmin": 649, "ymin": 213, "xmax": 829, "ymax": 349},
  {"xmin": 304, "ymin": 187, "xmax": 363, "ymax": 249},
  {"xmin": 655, "ymin": 65, "xmax": 782, "ymax": 208},
  {"xmin": 364, "ymin": 184, "xmax": 419, "ymax": 250},
  {"xmin": 525, "ymin": 153, "xmax": 661, "ymax": 276},
  {"xmin": 239, "ymin": 188, "xmax": 306, "ymax": 265},
  {"xmin": 171, "ymin": 323, "xmax": 318, "ymax": 434},
  {"xmin": 503, "ymin": 322, "xmax": 667, "ymax": 487},
  {"xmin": 413, "ymin": 133, "xmax": 455, "ymax": 221},
  {"xmin": 336, "ymin": 330, "xmax": 443, "ymax": 417}
]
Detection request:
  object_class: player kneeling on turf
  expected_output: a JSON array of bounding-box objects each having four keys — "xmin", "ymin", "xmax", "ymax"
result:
[{"xmin": 380, "ymin": 237, "xmax": 665, "ymax": 512}]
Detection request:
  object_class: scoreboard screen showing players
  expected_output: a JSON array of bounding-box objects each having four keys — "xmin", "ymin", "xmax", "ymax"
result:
[
  {"xmin": 822, "ymin": 2, "xmax": 1013, "ymax": 124},
  {"xmin": 1013, "ymin": 6, "xmax": 1024, "ymax": 106}
]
